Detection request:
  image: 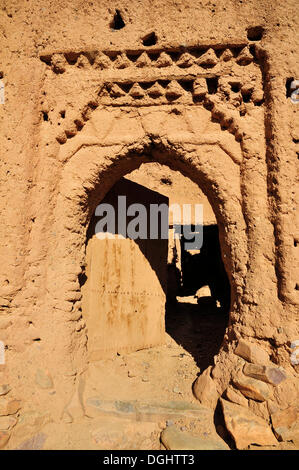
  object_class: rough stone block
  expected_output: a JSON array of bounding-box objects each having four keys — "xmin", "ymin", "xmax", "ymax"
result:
[
  {"xmin": 193, "ymin": 367, "xmax": 219, "ymax": 409},
  {"xmin": 225, "ymin": 386, "xmax": 248, "ymax": 407},
  {"xmin": 243, "ymin": 363, "xmax": 287, "ymax": 386},
  {"xmin": 91, "ymin": 420, "xmax": 161, "ymax": 450},
  {"xmin": 271, "ymin": 407, "xmax": 299, "ymax": 443},
  {"xmin": 232, "ymin": 374, "xmax": 272, "ymax": 402},
  {"xmin": 161, "ymin": 425, "xmax": 229, "ymax": 450},
  {"xmin": 85, "ymin": 397, "xmax": 213, "ymax": 422},
  {"xmin": 235, "ymin": 339, "xmax": 269, "ymax": 364},
  {"xmin": 221, "ymin": 399, "xmax": 278, "ymax": 449}
]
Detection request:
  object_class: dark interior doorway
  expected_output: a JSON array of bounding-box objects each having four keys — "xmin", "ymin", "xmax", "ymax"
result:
[
  {"xmin": 181, "ymin": 225, "xmax": 230, "ymax": 313},
  {"xmin": 165, "ymin": 224, "xmax": 230, "ymax": 371},
  {"xmin": 84, "ymin": 167, "xmax": 230, "ymax": 369}
]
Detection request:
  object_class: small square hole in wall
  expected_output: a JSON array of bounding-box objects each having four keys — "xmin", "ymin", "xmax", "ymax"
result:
[
  {"xmin": 206, "ymin": 77, "xmax": 219, "ymax": 94},
  {"xmin": 286, "ymin": 77, "xmax": 294, "ymax": 98},
  {"xmin": 110, "ymin": 10, "xmax": 125, "ymax": 30},
  {"xmin": 142, "ymin": 32, "xmax": 157, "ymax": 47},
  {"xmin": 230, "ymin": 83, "xmax": 241, "ymax": 93},
  {"xmin": 247, "ymin": 26, "xmax": 264, "ymax": 41}
]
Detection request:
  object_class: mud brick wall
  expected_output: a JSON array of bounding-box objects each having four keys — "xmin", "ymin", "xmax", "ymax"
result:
[{"xmin": 0, "ymin": 0, "xmax": 298, "ymax": 441}]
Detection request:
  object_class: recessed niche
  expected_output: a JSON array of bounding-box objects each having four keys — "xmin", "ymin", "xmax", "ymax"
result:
[
  {"xmin": 110, "ymin": 10, "xmax": 125, "ymax": 30},
  {"xmin": 142, "ymin": 32, "xmax": 157, "ymax": 47},
  {"xmin": 247, "ymin": 26, "xmax": 264, "ymax": 41}
]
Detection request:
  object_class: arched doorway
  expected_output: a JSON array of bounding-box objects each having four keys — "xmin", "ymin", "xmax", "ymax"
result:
[
  {"xmin": 81, "ymin": 161, "xmax": 230, "ymax": 378},
  {"xmin": 44, "ymin": 105, "xmax": 247, "ymax": 408},
  {"xmin": 74, "ymin": 158, "xmax": 233, "ymax": 409},
  {"xmin": 17, "ymin": 38, "xmax": 287, "ymax": 451}
]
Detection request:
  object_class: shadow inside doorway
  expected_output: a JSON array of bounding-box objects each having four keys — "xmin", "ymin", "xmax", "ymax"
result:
[{"xmin": 166, "ymin": 224, "xmax": 230, "ymax": 371}]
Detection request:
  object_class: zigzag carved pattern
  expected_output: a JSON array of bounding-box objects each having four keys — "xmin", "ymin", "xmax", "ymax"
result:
[
  {"xmin": 40, "ymin": 45, "xmax": 256, "ymax": 73},
  {"xmin": 39, "ymin": 44, "xmax": 263, "ymax": 145}
]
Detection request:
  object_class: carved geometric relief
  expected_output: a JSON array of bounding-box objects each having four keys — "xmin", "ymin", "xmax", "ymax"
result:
[
  {"xmin": 40, "ymin": 44, "xmax": 255, "ymax": 74},
  {"xmin": 40, "ymin": 43, "xmax": 265, "ymax": 146}
]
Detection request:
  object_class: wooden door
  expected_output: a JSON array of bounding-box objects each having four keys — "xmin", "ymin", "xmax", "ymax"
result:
[{"xmin": 82, "ymin": 178, "xmax": 168, "ymax": 361}]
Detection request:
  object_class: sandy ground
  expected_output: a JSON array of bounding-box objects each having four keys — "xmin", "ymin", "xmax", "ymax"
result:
[
  {"xmin": 6, "ymin": 297, "xmax": 296, "ymax": 450},
  {"xmin": 83, "ymin": 296, "xmax": 227, "ymax": 405}
]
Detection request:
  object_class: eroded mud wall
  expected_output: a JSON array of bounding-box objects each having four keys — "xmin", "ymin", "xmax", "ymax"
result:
[{"xmin": 0, "ymin": 0, "xmax": 297, "ymax": 435}]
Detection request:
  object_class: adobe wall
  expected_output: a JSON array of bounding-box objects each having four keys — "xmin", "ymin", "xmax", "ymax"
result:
[{"xmin": 0, "ymin": 0, "xmax": 298, "ymax": 448}]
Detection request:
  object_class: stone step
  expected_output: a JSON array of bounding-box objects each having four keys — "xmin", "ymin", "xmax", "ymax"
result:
[
  {"xmin": 11, "ymin": 417, "xmax": 162, "ymax": 450},
  {"xmin": 161, "ymin": 425, "xmax": 230, "ymax": 450},
  {"xmin": 85, "ymin": 397, "xmax": 213, "ymax": 422}
]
